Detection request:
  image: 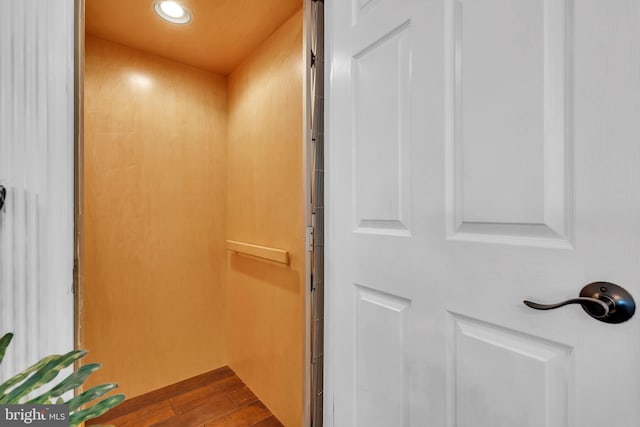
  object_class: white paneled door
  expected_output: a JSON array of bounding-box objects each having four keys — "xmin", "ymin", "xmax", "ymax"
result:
[
  {"xmin": 0, "ymin": 0, "xmax": 75, "ymax": 379},
  {"xmin": 326, "ymin": 0, "xmax": 640, "ymax": 426}
]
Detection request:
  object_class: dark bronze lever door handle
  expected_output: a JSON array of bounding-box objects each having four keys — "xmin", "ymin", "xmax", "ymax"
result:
[
  {"xmin": 0, "ymin": 185, "xmax": 5, "ymax": 211},
  {"xmin": 524, "ymin": 297, "xmax": 610, "ymax": 318},
  {"xmin": 523, "ymin": 282, "xmax": 635, "ymax": 324}
]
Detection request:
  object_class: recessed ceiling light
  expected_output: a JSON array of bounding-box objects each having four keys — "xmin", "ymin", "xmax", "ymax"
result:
[{"xmin": 153, "ymin": 1, "xmax": 191, "ymax": 24}]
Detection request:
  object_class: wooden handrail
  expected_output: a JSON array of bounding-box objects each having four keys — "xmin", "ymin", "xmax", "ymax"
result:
[{"xmin": 226, "ymin": 240, "xmax": 290, "ymax": 265}]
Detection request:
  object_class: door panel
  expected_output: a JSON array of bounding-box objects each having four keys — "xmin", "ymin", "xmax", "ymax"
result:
[
  {"xmin": 328, "ymin": 1, "xmax": 420, "ymax": 426},
  {"xmin": 355, "ymin": 286, "xmax": 410, "ymax": 427},
  {"xmin": 447, "ymin": 0, "xmax": 571, "ymax": 245},
  {"xmin": 449, "ymin": 314, "xmax": 572, "ymax": 426},
  {"xmin": 327, "ymin": 0, "xmax": 640, "ymax": 426},
  {"xmin": 353, "ymin": 23, "xmax": 411, "ymax": 235}
]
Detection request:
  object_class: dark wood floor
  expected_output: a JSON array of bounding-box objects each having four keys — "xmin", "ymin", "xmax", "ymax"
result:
[{"xmin": 89, "ymin": 366, "xmax": 284, "ymax": 427}]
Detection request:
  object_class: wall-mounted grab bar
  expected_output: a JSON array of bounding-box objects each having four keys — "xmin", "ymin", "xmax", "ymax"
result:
[{"xmin": 226, "ymin": 240, "xmax": 290, "ymax": 265}]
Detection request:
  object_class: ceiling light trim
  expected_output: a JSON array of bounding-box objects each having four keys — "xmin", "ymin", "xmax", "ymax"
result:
[{"xmin": 153, "ymin": 0, "xmax": 192, "ymax": 24}]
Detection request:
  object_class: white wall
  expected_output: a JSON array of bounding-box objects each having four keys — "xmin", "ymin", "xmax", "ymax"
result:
[{"xmin": 0, "ymin": 0, "xmax": 75, "ymax": 378}]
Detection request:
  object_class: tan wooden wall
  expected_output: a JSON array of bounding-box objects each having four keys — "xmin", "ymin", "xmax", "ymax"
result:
[
  {"xmin": 226, "ymin": 10, "xmax": 304, "ymax": 427},
  {"xmin": 82, "ymin": 35, "xmax": 228, "ymax": 398}
]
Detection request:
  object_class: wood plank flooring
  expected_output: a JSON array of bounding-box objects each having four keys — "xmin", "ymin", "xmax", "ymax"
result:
[{"xmin": 88, "ymin": 366, "xmax": 284, "ymax": 427}]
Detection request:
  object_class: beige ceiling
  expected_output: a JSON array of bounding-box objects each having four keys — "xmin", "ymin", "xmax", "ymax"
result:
[{"xmin": 85, "ymin": 0, "xmax": 302, "ymax": 75}]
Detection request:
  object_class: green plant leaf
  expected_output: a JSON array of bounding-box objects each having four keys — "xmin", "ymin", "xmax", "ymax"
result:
[
  {"xmin": 0, "ymin": 355, "xmax": 58, "ymax": 396},
  {"xmin": 66, "ymin": 383, "xmax": 118, "ymax": 412},
  {"xmin": 0, "ymin": 349, "xmax": 87, "ymax": 404},
  {"xmin": 0, "ymin": 333, "xmax": 14, "ymax": 365},
  {"xmin": 0, "ymin": 334, "xmax": 124, "ymax": 427},
  {"xmin": 69, "ymin": 394, "xmax": 125, "ymax": 426},
  {"xmin": 28, "ymin": 363, "xmax": 102, "ymax": 404}
]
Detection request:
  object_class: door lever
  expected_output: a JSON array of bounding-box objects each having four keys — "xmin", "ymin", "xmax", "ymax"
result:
[
  {"xmin": 524, "ymin": 297, "xmax": 610, "ymax": 318},
  {"xmin": 523, "ymin": 282, "xmax": 635, "ymax": 324}
]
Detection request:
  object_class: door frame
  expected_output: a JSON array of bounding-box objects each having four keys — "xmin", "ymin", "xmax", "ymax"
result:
[
  {"xmin": 73, "ymin": 0, "xmax": 84, "ymax": 355},
  {"xmin": 73, "ymin": 1, "xmax": 316, "ymax": 425},
  {"xmin": 322, "ymin": 1, "xmax": 335, "ymax": 425}
]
